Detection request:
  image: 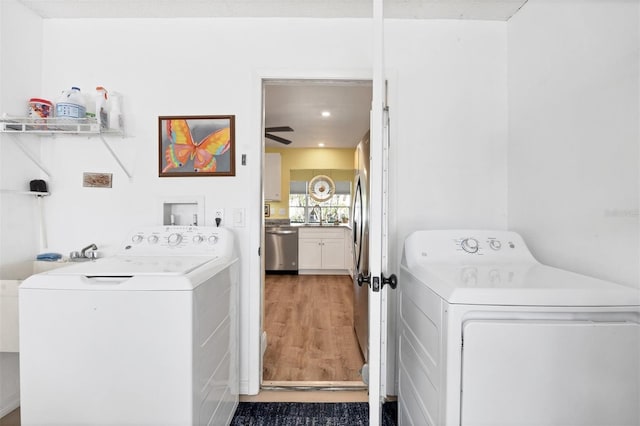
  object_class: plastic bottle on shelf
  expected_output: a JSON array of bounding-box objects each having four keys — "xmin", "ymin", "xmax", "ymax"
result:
[
  {"xmin": 108, "ymin": 91, "xmax": 123, "ymax": 131},
  {"xmin": 84, "ymin": 93, "xmax": 96, "ymax": 119},
  {"xmin": 95, "ymin": 86, "xmax": 109, "ymax": 130},
  {"xmin": 55, "ymin": 87, "xmax": 86, "ymax": 119}
]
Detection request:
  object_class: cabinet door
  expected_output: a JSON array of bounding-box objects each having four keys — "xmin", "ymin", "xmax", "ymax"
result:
[
  {"xmin": 344, "ymin": 229, "xmax": 354, "ymax": 274},
  {"xmin": 298, "ymin": 238, "xmax": 322, "ymax": 269},
  {"xmin": 321, "ymin": 239, "xmax": 345, "ymax": 269},
  {"xmin": 264, "ymin": 153, "xmax": 281, "ymax": 201}
]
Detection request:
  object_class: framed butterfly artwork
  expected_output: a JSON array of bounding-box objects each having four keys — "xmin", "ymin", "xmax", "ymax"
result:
[{"xmin": 159, "ymin": 115, "xmax": 236, "ymax": 177}]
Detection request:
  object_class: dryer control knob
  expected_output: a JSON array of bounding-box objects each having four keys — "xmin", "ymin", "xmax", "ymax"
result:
[
  {"xmin": 132, "ymin": 234, "xmax": 144, "ymax": 244},
  {"xmin": 489, "ymin": 239, "xmax": 502, "ymax": 250},
  {"xmin": 167, "ymin": 233, "xmax": 183, "ymax": 246},
  {"xmin": 461, "ymin": 238, "xmax": 479, "ymax": 253},
  {"xmin": 208, "ymin": 235, "xmax": 219, "ymax": 245},
  {"xmin": 147, "ymin": 235, "xmax": 159, "ymax": 244},
  {"xmin": 193, "ymin": 235, "xmax": 204, "ymax": 244}
]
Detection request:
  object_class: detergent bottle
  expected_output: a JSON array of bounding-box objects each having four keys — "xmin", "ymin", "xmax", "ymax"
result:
[{"xmin": 55, "ymin": 87, "xmax": 86, "ymax": 119}]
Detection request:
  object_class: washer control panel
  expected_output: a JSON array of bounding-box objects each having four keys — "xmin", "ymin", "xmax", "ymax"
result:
[{"xmin": 121, "ymin": 226, "xmax": 233, "ymax": 256}]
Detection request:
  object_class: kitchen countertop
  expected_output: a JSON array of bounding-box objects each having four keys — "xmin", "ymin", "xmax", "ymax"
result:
[
  {"xmin": 265, "ymin": 219, "xmax": 352, "ymax": 230},
  {"xmin": 291, "ymin": 223, "xmax": 352, "ymax": 229}
]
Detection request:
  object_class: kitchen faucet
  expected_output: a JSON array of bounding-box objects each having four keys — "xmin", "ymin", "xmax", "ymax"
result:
[{"xmin": 311, "ymin": 205, "xmax": 323, "ymax": 225}]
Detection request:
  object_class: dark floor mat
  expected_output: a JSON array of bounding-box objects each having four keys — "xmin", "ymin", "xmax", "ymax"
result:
[{"xmin": 231, "ymin": 401, "xmax": 397, "ymax": 426}]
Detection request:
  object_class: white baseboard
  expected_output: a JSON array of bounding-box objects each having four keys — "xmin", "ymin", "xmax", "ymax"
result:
[{"xmin": 0, "ymin": 396, "xmax": 19, "ymax": 418}]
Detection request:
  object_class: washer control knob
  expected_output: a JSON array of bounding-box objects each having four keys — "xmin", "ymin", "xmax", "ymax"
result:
[
  {"xmin": 208, "ymin": 235, "xmax": 219, "ymax": 245},
  {"xmin": 461, "ymin": 238, "xmax": 479, "ymax": 253},
  {"xmin": 167, "ymin": 233, "xmax": 183, "ymax": 246},
  {"xmin": 193, "ymin": 235, "xmax": 204, "ymax": 244},
  {"xmin": 147, "ymin": 235, "xmax": 159, "ymax": 244},
  {"xmin": 489, "ymin": 239, "xmax": 502, "ymax": 251},
  {"xmin": 132, "ymin": 234, "xmax": 144, "ymax": 244}
]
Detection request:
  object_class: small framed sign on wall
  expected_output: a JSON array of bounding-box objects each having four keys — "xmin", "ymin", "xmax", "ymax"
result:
[{"xmin": 159, "ymin": 115, "xmax": 235, "ymax": 177}]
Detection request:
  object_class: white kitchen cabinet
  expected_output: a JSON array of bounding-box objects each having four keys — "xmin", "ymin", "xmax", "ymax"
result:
[
  {"xmin": 264, "ymin": 153, "xmax": 281, "ymax": 201},
  {"xmin": 298, "ymin": 227, "xmax": 348, "ymax": 274},
  {"xmin": 298, "ymin": 238, "xmax": 323, "ymax": 269},
  {"xmin": 344, "ymin": 227, "xmax": 354, "ymax": 276}
]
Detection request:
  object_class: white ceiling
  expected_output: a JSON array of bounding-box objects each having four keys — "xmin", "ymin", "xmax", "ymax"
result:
[
  {"xmin": 264, "ymin": 81, "xmax": 372, "ymax": 149},
  {"xmin": 18, "ymin": 0, "xmax": 528, "ymax": 20},
  {"xmin": 16, "ymin": 0, "xmax": 528, "ymax": 149}
]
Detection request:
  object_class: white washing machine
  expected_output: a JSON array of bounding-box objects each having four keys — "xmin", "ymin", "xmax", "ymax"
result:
[
  {"xmin": 399, "ymin": 230, "xmax": 640, "ymax": 426},
  {"xmin": 19, "ymin": 226, "xmax": 239, "ymax": 426}
]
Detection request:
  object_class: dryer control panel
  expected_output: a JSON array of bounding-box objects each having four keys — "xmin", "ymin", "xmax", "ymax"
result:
[
  {"xmin": 403, "ymin": 230, "xmax": 538, "ymax": 267},
  {"xmin": 121, "ymin": 226, "xmax": 234, "ymax": 257}
]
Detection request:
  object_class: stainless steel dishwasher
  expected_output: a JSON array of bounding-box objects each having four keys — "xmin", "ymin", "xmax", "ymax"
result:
[{"xmin": 265, "ymin": 221, "xmax": 298, "ymax": 273}]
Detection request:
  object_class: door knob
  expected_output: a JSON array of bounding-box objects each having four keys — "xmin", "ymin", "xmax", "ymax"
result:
[
  {"xmin": 381, "ymin": 273, "xmax": 397, "ymax": 290},
  {"xmin": 357, "ymin": 273, "xmax": 371, "ymax": 287}
]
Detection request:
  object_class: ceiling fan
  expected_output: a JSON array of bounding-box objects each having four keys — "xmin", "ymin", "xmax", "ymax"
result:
[{"xmin": 265, "ymin": 126, "xmax": 294, "ymax": 145}]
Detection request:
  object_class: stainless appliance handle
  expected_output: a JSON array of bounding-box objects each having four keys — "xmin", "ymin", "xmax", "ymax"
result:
[{"xmin": 266, "ymin": 229, "xmax": 297, "ymax": 235}]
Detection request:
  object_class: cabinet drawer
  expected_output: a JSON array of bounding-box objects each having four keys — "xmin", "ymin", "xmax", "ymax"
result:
[{"xmin": 299, "ymin": 228, "xmax": 345, "ymax": 239}]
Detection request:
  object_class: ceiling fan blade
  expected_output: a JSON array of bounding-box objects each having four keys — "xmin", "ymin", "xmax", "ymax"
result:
[
  {"xmin": 265, "ymin": 126, "xmax": 294, "ymax": 133},
  {"xmin": 265, "ymin": 133, "xmax": 292, "ymax": 145}
]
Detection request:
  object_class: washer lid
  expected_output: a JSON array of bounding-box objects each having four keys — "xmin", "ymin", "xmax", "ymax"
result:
[
  {"xmin": 404, "ymin": 263, "xmax": 640, "ymax": 307},
  {"xmin": 45, "ymin": 255, "xmax": 217, "ymax": 277}
]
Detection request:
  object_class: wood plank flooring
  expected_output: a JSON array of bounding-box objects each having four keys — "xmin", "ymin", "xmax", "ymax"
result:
[{"xmin": 263, "ymin": 274, "xmax": 364, "ymax": 382}]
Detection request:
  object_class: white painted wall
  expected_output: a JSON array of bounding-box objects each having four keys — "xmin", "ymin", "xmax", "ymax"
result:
[
  {"xmin": 387, "ymin": 19, "xmax": 509, "ymax": 256},
  {"xmin": 0, "ymin": 0, "xmax": 43, "ymax": 417},
  {"xmin": 0, "ymin": 1, "xmax": 44, "ymax": 279},
  {"xmin": 385, "ymin": 19, "xmax": 508, "ymax": 394},
  {"xmin": 507, "ymin": 0, "xmax": 640, "ymax": 288}
]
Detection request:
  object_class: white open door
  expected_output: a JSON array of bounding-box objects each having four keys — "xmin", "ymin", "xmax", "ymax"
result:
[{"xmin": 368, "ymin": 0, "xmax": 391, "ymax": 423}]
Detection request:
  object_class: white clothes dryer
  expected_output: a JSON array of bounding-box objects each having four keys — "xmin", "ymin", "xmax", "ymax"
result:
[
  {"xmin": 399, "ymin": 230, "xmax": 640, "ymax": 426},
  {"xmin": 19, "ymin": 226, "xmax": 239, "ymax": 426}
]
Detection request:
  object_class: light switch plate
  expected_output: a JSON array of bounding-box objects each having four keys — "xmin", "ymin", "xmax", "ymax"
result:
[{"xmin": 233, "ymin": 208, "xmax": 245, "ymax": 227}]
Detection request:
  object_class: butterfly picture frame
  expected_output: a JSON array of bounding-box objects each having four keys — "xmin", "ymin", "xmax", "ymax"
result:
[{"xmin": 159, "ymin": 115, "xmax": 236, "ymax": 177}]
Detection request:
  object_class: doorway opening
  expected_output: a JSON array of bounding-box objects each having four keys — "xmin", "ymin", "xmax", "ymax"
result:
[{"xmin": 261, "ymin": 79, "xmax": 372, "ymax": 391}]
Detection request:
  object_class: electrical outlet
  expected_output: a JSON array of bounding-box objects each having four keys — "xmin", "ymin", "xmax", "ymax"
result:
[{"xmin": 214, "ymin": 209, "xmax": 224, "ymax": 227}]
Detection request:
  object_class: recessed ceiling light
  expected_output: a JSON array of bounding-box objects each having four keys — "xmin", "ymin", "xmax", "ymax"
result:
[
  {"xmin": 318, "ymin": 143, "xmax": 325, "ymax": 147},
  {"xmin": 321, "ymin": 111, "xmax": 331, "ymax": 117}
]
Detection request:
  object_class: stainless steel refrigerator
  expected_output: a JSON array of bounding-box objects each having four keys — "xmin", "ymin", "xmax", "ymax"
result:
[{"xmin": 352, "ymin": 131, "xmax": 370, "ymax": 365}]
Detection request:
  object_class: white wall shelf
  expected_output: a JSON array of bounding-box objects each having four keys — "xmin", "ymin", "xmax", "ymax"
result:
[
  {"xmin": 0, "ymin": 189, "xmax": 50, "ymax": 196},
  {"xmin": 0, "ymin": 116, "xmax": 131, "ymax": 178}
]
